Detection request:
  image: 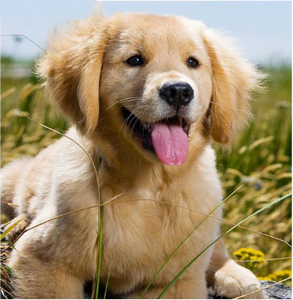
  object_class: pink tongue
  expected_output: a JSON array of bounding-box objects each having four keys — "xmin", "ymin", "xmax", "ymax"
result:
[{"xmin": 151, "ymin": 122, "xmax": 188, "ymax": 165}]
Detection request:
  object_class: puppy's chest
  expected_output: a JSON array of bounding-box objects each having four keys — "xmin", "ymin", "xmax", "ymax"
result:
[{"xmin": 100, "ymin": 183, "xmax": 219, "ymax": 273}]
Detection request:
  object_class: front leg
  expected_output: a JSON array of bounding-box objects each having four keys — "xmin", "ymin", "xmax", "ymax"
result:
[
  {"xmin": 9, "ymin": 250, "xmax": 84, "ymax": 298},
  {"xmin": 207, "ymin": 239, "xmax": 266, "ymax": 299}
]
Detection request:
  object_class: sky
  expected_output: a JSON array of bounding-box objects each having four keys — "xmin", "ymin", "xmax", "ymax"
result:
[{"xmin": 0, "ymin": 1, "xmax": 291, "ymax": 65}]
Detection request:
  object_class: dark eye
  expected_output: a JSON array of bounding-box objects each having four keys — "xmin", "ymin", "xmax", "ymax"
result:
[
  {"xmin": 126, "ymin": 55, "xmax": 144, "ymax": 67},
  {"xmin": 187, "ymin": 57, "xmax": 199, "ymax": 69}
]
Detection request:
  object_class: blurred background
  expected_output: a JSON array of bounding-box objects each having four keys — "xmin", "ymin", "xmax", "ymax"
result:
[
  {"xmin": 0, "ymin": 1, "xmax": 292, "ymax": 64},
  {"xmin": 1, "ymin": 0, "xmax": 292, "ymax": 287}
]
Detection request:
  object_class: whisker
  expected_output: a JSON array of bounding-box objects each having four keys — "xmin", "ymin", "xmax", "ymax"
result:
[
  {"xmin": 130, "ymin": 116, "xmax": 140, "ymax": 139},
  {"xmin": 117, "ymin": 107, "xmax": 141, "ymax": 142},
  {"xmin": 105, "ymin": 97, "xmax": 141, "ymax": 111}
]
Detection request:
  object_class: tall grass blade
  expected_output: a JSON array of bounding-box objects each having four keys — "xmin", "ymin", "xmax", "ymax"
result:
[
  {"xmin": 236, "ymin": 277, "xmax": 292, "ymax": 299},
  {"xmin": 95, "ymin": 205, "xmax": 103, "ymax": 299},
  {"xmin": 157, "ymin": 193, "xmax": 291, "ymax": 299},
  {"xmin": 1, "ymin": 218, "xmax": 24, "ymax": 241},
  {"xmin": 104, "ymin": 268, "xmax": 111, "ymax": 299},
  {"xmin": 1, "ymin": 34, "xmax": 44, "ymax": 51}
]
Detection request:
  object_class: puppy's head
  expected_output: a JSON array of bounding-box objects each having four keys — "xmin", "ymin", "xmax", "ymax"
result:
[{"xmin": 38, "ymin": 12, "xmax": 263, "ymax": 166}]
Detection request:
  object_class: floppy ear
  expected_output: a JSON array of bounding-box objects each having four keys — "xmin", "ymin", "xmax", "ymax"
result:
[
  {"xmin": 203, "ymin": 29, "xmax": 264, "ymax": 145},
  {"xmin": 37, "ymin": 15, "xmax": 108, "ymax": 134}
]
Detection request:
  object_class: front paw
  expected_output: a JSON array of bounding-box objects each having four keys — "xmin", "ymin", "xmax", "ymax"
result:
[{"xmin": 209, "ymin": 260, "xmax": 266, "ymax": 299}]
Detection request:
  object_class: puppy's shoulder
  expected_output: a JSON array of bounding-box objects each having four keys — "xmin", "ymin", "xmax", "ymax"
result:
[
  {"xmin": 23, "ymin": 127, "xmax": 96, "ymax": 185},
  {"xmin": 48, "ymin": 127, "xmax": 97, "ymax": 179}
]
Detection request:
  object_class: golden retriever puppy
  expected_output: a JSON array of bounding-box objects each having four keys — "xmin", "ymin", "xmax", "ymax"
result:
[{"xmin": 1, "ymin": 11, "xmax": 265, "ymax": 299}]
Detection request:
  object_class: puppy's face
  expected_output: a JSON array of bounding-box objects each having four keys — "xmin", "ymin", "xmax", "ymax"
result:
[
  {"xmin": 38, "ymin": 12, "xmax": 261, "ymax": 166},
  {"xmin": 99, "ymin": 14, "xmax": 213, "ymax": 165}
]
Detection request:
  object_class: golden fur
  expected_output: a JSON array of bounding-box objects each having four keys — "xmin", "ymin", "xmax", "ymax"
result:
[{"xmin": 1, "ymin": 11, "xmax": 265, "ymax": 299}]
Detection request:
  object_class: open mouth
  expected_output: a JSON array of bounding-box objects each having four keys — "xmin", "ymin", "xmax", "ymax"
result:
[{"xmin": 121, "ymin": 107, "xmax": 191, "ymax": 165}]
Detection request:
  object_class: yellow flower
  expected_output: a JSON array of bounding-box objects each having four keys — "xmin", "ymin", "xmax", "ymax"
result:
[
  {"xmin": 233, "ymin": 248, "xmax": 266, "ymax": 269},
  {"xmin": 258, "ymin": 276, "xmax": 273, "ymax": 281},
  {"xmin": 269, "ymin": 270, "xmax": 292, "ymax": 282}
]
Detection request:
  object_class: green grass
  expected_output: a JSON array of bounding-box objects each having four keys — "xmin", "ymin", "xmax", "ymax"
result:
[{"xmin": 1, "ymin": 63, "xmax": 292, "ymax": 292}]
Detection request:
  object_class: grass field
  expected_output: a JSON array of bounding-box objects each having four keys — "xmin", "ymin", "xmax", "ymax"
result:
[{"xmin": 1, "ymin": 60, "xmax": 292, "ymax": 288}]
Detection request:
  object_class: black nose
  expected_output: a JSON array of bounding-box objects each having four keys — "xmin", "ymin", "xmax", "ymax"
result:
[{"xmin": 159, "ymin": 82, "xmax": 194, "ymax": 109}]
